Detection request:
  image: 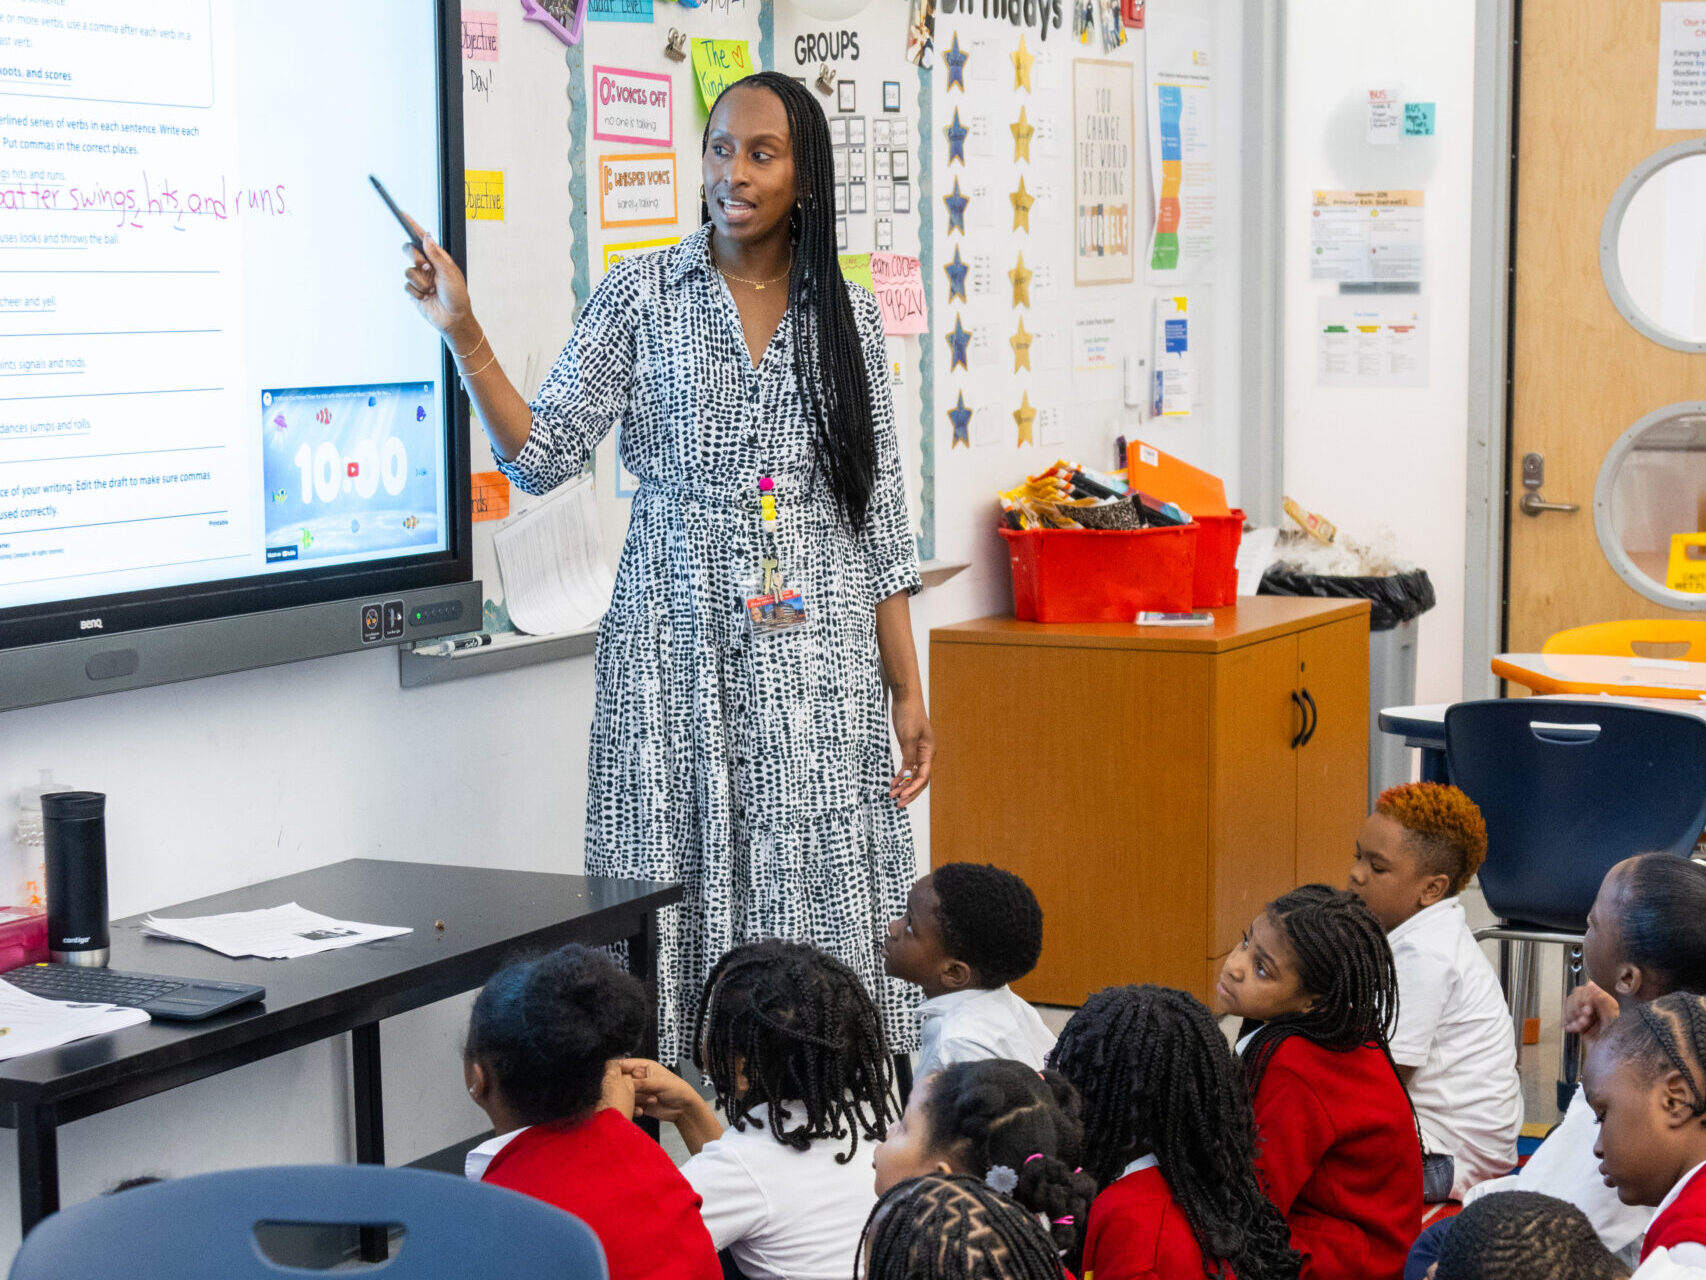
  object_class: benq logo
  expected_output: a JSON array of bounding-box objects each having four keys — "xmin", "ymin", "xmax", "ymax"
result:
[{"xmin": 79, "ymin": 618, "xmax": 103, "ymax": 631}]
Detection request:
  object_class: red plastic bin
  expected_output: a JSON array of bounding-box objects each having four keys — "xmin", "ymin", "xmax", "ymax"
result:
[
  {"xmin": 1191, "ymin": 509, "xmax": 1245, "ymax": 608},
  {"xmin": 1001, "ymin": 524, "xmax": 1199, "ymax": 622}
]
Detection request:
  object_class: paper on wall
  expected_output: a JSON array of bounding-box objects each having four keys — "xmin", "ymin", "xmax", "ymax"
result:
[
  {"xmin": 492, "ymin": 476, "xmax": 616, "ymax": 634},
  {"xmin": 1151, "ymin": 295, "xmax": 1193, "ymax": 416},
  {"xmin": 1316, "ymin": 296, "xmax": 1429, "ymax": 389},
  {"xmin": 1145, "ymin": 13, "xmax": 1216, "ymax": 281},
  {"xmin": 1658, "ymin": 2, "xmax": 1706, "ymax": 129}
]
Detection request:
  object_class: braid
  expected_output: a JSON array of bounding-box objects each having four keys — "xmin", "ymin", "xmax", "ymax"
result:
[
  {"xmin": 859, "ymin": 1174, "xmax": 1067, "ymax": 1280},
  {"xmin": 1241, "ymin": 885, "xmax": 1399, "ymax": 1097},
  {"xmin": 920, "ymin": 1060, "xmax": 1098, "ymax": 1263},
  {"xmin": 701, "ymin": 72, "xmax": 876, "ymax": 533},
  {"xmin": 1050, "ymin": 986, "xmax": 1300, "ymax": 1280},
  {"xmin": 1434, "ymin": 1190, "xmax": 1630, "ymax": 1280},
  {"xmin": 1607, "ymin": 992, "xmax": 1706, "ymax": 1121},
  {"xmin": 693, "ymin": 939, "xmax": 895, "ymax": 1161}
]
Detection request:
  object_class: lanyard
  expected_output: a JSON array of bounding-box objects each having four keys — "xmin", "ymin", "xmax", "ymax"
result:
[{"xmin": 758, "ymin": 475, "xmax": 783, "ymax": 596}]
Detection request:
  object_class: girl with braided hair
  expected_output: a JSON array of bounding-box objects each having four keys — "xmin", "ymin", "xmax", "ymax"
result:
[
  {"xmin": 1049, "ymin": 984, "xmax": 1300, "ymax": 1280},
  {"xmin": 859, "ymin": 1173, "xmax": 1070, "ymax": 1280},
  {"xmin": 871, "ymin": 1059, "xmax": 1097, "ymax": 1264},
  {"xmin": 460, "ymin": 944, "xmax": 721, "ymax": 1280},
  {"xmin": 623, "ymin": 939, "xmax": 897, "ymax": 1280},
  {"xmin": 1216, "ymin": 884, "xmax": 1422, "ymax": 1279},
  {"xmin": 1583, "ymin": 991, "xmax": 1706, "ymax": 1271}
]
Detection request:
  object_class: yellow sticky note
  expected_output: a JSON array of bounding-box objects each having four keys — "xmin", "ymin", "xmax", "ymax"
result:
[
  {"xmin": 1666, "ymin": 532, "xmax": 1706, "ymax": 593},
  {"xmin": 838, "ymin": 253, "xmax": 874, "ymax": 292},
  {"xmin": 465, "ymin": 169, "xmax": 504, "ymax": 221},
  {"xmin": 691, "ymin": 38, "xmax": 754, "ymax": 112}
]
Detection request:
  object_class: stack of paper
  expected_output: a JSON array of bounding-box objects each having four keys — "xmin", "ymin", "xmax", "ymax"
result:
[
  {"xmin": 141, "ymin": 903, "xmax": 411, "ymax": 960},
  {"xmin": 492, "ymin": 476, "xmax": 615, "ymax": 636},
  {"xmin": 0, "ymin": 980, "xmax": 149, "ymax": 1061}
]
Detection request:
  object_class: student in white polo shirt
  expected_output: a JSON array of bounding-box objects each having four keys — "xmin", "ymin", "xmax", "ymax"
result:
[{"xmin": 1346, "ymin": 782, "xmax": 1523, "ymax": 1200}]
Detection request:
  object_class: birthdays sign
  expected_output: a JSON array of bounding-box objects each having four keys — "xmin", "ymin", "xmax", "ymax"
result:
[{"xmin": 1072, "ymin": 58, "xmax": 1135, "ymax": 285}]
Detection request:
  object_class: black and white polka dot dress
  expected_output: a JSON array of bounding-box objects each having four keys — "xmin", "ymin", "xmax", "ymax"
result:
[{"xmin": 498, "ymin": 225, "xmax": 923, "ymax": 1065}]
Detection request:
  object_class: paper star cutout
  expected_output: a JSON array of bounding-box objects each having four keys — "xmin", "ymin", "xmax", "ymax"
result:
[
  {"xmin": 1014, "ymin": 391, "xmax": 1036, "ymax": 446},
  {"xmin": 1010, "ymin": 177, "xmax": 1034, "ymax": 233},
  {"xmin": 1012, "ymin": 35, "xmax": 1034, "ymax": 92},
  {"xmin": 1008, "ymin": 252, "xmax": 1032, "ymax": 308},
  {"xmin": 1011, "ymin": 106, "xmax": 1035, "ymax": 163},
  {"xmin": 948, "ymin": 391, "xmax": 972, "ymax": 449},
  {"xmin": 946, "ymin": 314, "xmax": 972, "ymax": 373},
  {"xmin": 944, "ymin": 108, "xmax": 968, "ymax": 166},
  {"xmin": 943, "ymin": 178, "xmax": 969, "ymax": 236},
  {"xmin": 944, "ymin": 246, "xmax": 969, "ymax": 304},
  {"xmin": 1009, "ymin": 317, "xmax": 1034, "ymax": 372},
  {"xmin": 944, "ymin": 32, "xmax": 969, "ymax": 92}
]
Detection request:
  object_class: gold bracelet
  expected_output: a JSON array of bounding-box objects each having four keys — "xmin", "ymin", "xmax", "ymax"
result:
[
  {"xmin": 452, "ymin": 327, "xmax": 488, "ymax": 361},
  {"xmin": 462, "ymin": 350, "xmax": 499, "ymax": 380}
]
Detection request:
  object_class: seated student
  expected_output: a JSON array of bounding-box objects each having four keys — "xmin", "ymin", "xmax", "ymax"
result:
[
  {"xmin": 1218, "ymin": 884, "xmax": 1424, "ymax": 1280},
  {"xmin": 1417, "ymin": 853, "xmax": 1706, "ymax": 1277},
  {"xmin": 1050, "ymin": 984, "xmax": 1302, "ymax": 1280},
  {"xmin": 461, "ymin": 944, "xmax": 720, "ymax": 1280},
  {"xmin": 1430, "ymin": 1191, "xmax": 1629, "ymax": 1280},
  {"xmin": 1584, "ymin": 991, "xmax": 1706, "ymax": 1275},
  {"xmin": 871, "ymin": 1057, "xmax": 1097, "ymax": 1265},
  {"xmin": 883, "ymin": 864, "xmax": 1055, "ymax": 1080},
  {"xmin": 1347, "ymin": 783, "xmax": 1522, "ymax": 1197},
  {"xmin": 623, "ymin": 940, "xmax": 895, "ymax": 1280},
  {"xmin": 859, "ymin": 1172, "xmax": 1069, "ymax": 1280}
]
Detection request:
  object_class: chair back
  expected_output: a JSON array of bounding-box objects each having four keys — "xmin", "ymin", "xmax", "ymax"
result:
[
  {"xmin": 1445, "ymin": 699, "xmax": 1706, "ymax": 931},
  {"xmin": 1542, "ymin": 619, "xmax": 1706, "ymax": 662},
  {"xmin": 8, "ymin": 1164, "xmax": 608, "ymax": 1280}
]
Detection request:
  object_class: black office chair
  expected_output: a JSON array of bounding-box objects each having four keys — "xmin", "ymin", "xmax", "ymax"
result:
[{"xmin": 1445, "ymin": 698, "xmax": 1706, "ymax": 1111}]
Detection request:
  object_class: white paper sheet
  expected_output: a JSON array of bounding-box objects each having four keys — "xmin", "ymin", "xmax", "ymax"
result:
[
  {"xmin": 0, "ymin": 980, "xmax": 148, "ymax": 1060},
  {"xmin": 141, "ymin": 904, "xmax": 411, "ymax": 960},
  {"xmin": 491, "ymin": 477, "xmax": 615, "ymax": 636}
]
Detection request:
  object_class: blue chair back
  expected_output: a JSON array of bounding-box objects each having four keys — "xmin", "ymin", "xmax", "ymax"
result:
[
  {"xmin": 1445, "ymin": 699, "xmax": 1706, "ymax": 931},
  {"xmin": 8, "ymin": 1164, "xmax": 608, "ymax": 1280}
]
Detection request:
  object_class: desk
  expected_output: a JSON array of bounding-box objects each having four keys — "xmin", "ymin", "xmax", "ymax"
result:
[
  {"xmin": 1492, "ymin": 653, "xmax": 1706, "ymax": 699},
  {"xmin": 0, "ymin": 859, "xmax": 681, "ymax": 1234}
]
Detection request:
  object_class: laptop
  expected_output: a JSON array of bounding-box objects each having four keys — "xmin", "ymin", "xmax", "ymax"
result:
[{"xmin": 2, "ymin": 963, "xmax": 266, "ymax": 1021}]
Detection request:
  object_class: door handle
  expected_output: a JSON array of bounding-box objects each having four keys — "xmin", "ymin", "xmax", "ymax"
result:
[
  {"xmin": 1519, "ymin": 492, "xmax": 1580, "ymax": 517},
  {"xmin": 1300, "ymin": 688, "xmax": 1319, "ymax": 746},
  {"xmin": 1290, "ymin": 690, "xmax": 1306, "ymax": 748},
  {"xmin": 1519, "ymin": 451, "xmax": 1579, "ymax": 517}
]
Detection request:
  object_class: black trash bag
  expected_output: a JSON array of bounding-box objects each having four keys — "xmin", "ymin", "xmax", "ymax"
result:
[{"xmin": 1258, "ymin": 567, "xmax": 1436, "ymax": 632}]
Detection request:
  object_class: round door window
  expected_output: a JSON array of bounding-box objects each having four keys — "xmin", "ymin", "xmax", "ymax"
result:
[
  {"xmin": 1600, "ymin": 139, "xmax": 1706, "ymax": 353},
  {"xmin": 1595, "ymin": 403, "xmax": 1706, "ymax": 608}
]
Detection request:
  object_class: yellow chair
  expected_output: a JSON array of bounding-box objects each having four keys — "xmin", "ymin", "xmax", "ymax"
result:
[{"xmin": 1542, "ymin": 620, "xmax": 1706, "ymax": 662}]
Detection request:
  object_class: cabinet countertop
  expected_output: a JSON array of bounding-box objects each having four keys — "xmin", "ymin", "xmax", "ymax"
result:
[{"xmin": 930, "ymin": 597, "xmax": 1371, "ymax": 654}]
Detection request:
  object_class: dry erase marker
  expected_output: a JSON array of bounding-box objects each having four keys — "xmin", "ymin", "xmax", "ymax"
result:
[
  {"xmin": 416, "ymin": 634, "xmax": 491, "ymax": 656},
  {"xmin": 369, "ymin": 174, "xmax": 424, "ymax": 251}
]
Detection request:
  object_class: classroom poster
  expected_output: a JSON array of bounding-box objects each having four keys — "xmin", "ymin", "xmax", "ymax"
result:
[
  {"xmin": 598, "ymin": 153, "xmax": 679, "ymax": 229},
  {"xmin": 1658, "ymin": 2, "xmax": 1706, "ymax": 129},
  {"xmin": 692, "ymin": 39, "xmax": 755, "ymax": 112},
  {"xmin": 461, "ymin": 10, "xmax": 500, "ymax": 61},
  {"xmin": 592, "ymin": 66, "xmax": 673, "ymax": 148},
  {"xmin": 1308, "ymin": 190, "xmax": 1424, "ymax": 284},
  {"xmin": 1316, "ymin": 296, "xmax": 1429, "ymax": 389},
  {"xmin": 1072, "ymin": 59, "xmax": 1136, "ymax": 285},
  {"xmin": 1145, "ymin": 13, "xmax": 1216, "ymax": 282}
]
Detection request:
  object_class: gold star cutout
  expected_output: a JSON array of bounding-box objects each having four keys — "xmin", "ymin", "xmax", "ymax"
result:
[
  {"xmin": 1008, "ymin": 252, "xmax": 1033, "ymax": 308},
  {"xmin": 1014, "ymin": 391, "xmax": 1036, "ymax": 446},
  {"xmin": 1011, "ymin": 106, "xmax": 1035, "ymax": 163},
  {"xmin": 1009, "ymin": 177, "xmax": 1034, "ymax": 233},
  {"xmin": 1009, "ymin": 317, "xmax": 1034, "ymax": 372},
  {"xmin": 1011, "ymin": 35, "xmax": 1034, "ymax": 92}
]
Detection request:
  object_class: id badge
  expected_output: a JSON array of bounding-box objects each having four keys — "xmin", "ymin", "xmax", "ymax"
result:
[{"xmin": 744, "ymin": 588, "xmax": 810, "ymax": 638}]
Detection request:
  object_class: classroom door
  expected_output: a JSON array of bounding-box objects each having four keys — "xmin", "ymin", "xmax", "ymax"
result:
[{"xmin": 1505, "ymin": 1, "xmax": 1706, "ymax": 652}]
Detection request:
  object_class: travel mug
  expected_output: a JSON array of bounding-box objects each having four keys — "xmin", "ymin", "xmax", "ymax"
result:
[{"xmin": 43, "ymin": 790, "xmax": 110, "ymax": 967}]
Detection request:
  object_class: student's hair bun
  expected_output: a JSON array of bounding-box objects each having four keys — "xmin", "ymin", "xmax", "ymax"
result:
[
  {"xmin": 465, "ymin": 943, "xmax": 646, "ymax": 1126},
  {"xmin": 1012, "ymin": 1147, "xmax": 1097, "ymax": 1257}
]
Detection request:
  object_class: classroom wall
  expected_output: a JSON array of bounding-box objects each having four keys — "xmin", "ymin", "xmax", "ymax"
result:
[{"xmin": 1281, "ymin": 0, "xmax": 1478, "ymax": 703}]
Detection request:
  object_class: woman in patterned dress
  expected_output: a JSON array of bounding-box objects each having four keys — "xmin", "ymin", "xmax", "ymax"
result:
[{"xmin": 400, "ymin": 72, "xmax": 933, "ymax": 1068}]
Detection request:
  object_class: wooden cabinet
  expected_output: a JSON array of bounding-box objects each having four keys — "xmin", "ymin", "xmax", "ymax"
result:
[{"xmin": 929, "ymin": 598, "xmax": 1371, "ymax": 1008}]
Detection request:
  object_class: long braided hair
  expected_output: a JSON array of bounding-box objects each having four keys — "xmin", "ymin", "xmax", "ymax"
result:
[
  {"xmin": 692, "ymin": 939, "xmax": 895, "ymax": 1161},
  {"xmin": 701, "ymin": 71, "xmax": 877, "ymax": 533},
  {"xmin": 858, "ymin": 1174, "xmax": 1068, "ymax": 1280},
  {"xmin": 920, "ymin": 1060, "xmax": 1098, "ymax": 1263},
  {"xmin": 1603, "ymin": 990, "xmax": 1706, "ymax": 1120},
  {"xmin": 1433, "ymin": 1190, "xmax": 1630, "ymax": 1280},
  {"xmin": 1050, "ymin": 986, "xmax": 1300, "ymax": 1280},
  {"xmin": 1239, "ymin": 885, "xmax": 1401, "ymax": 1096}
]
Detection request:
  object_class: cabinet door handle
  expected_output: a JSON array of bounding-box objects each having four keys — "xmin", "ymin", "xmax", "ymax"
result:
[
  {"xmin": 1300, "ymin": 688, "xmax": 1319, "ymax": 746},
  {"xmin": 1290, "ymin": 689, "xmax": 1306, "ymax": 748}
]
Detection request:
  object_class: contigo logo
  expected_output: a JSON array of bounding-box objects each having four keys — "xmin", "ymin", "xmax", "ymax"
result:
[
  {"xmin": 62, "ymin": 937, "xmax": 91, "ymax": 945},
  {"xmin": 79, "ymin": 618, "xmax": 103, "ymax": 631}
]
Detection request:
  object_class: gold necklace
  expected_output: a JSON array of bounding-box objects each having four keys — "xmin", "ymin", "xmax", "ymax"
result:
[{"xmin": 715, "ymin": 248, "xmax": 793, "ymax": 291}]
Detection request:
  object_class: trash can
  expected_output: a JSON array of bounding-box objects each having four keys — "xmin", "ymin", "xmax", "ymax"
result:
[{"xmin": 1258, "ymin": 568, "xmax": 1436, "ymax": 807}]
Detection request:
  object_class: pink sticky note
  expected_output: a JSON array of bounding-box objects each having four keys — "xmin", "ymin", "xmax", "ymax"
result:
[
  {"xmin": 870, "ymin": 252, "xmax": 928, "ymax": 335},
  {"xmin": 519, "ymin": 0, "xmax": 586, "ymax": 46},
  {"xmin": 462, "ymin": 10, "xmax": 500, "ymax": 60}
]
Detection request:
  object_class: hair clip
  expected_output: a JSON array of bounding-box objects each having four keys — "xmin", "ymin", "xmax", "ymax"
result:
[
  {"xmin": 1023, "ymin": 1153, "xmax": 1044, "ymax": 1165},
  {"xmin": 985, "ymin": 1164, "xmax": 1019, "ymax": 1194},
  {"xmin": 1052, "ymin": 1216, "xmax": 1074, "ymax": 1226}
]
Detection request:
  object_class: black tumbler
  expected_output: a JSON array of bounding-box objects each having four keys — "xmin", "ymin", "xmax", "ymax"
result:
[{"xmin": 43, "ymin": 790, "xmax": 110, "ymax": 967}]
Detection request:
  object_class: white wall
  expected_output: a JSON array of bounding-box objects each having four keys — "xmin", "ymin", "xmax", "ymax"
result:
[{"xmin": 1282, "ymin": 0, "xmax": 1477, "ymax": 702}]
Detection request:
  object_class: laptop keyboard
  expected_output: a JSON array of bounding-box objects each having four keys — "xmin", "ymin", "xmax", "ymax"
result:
[{"xmin": 4, "ymin": 964, "xmax": 186, "ymax": 1007}]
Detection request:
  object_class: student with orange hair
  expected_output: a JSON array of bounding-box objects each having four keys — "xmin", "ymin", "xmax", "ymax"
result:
[{"xmin": 1346, "ymin": 783, "xmax": 1522, "ymax": 1198}]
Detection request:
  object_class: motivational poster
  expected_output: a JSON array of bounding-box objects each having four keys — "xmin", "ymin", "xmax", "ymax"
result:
[{"xmin": 1072, "ymin": 58, "xmax": 1135, "ymax": 285}]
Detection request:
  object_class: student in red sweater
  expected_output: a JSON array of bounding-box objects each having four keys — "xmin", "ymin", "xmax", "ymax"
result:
[
  {"xmin": 1217, "ymin": 885, "xmax": 1423, "ymax": 1280},
  {"xmin": 1050, "ymin": 985, "xmax": 1301, "ymax": 1280},
  {"xmin": 461, "ymin": 944, "xmax": 721, "ymax": 1280},
  {"xmin": 1584, "ymin": 990, "xmax": 1706, "ymax": 1272}
]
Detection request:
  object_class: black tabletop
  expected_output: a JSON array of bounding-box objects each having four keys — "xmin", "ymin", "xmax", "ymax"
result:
[{"xmin": 0, "ymin": 859, "xmax": 681, "ymax": 1117}]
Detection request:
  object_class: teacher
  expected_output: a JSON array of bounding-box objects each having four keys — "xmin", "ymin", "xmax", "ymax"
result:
[{"xmin": 401, "ymin": 71, "xmax": 932, "ymax": 1068}]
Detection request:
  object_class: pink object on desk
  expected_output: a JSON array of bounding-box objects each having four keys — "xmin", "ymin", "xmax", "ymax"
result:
[{"xmin": 0, "ymin": 908, "xmax": 48, "ymax": 972}]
